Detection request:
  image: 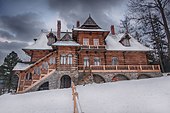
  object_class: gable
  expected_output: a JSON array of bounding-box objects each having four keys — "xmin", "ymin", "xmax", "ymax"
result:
[
  {"xmin": 80, "ymin": 15, "xmax": 101, "ymax": 29},
  {"xmin": 60, "ymin": 33, "xmax": 73, "ymax": 41}
]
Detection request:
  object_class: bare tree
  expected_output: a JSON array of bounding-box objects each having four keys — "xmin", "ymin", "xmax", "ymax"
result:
[{"xmin": 128, "ymin": 0, "xmax": 170, "ymax": 71}]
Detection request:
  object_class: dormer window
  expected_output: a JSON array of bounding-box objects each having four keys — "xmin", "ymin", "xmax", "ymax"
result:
[
  {"xmin": 119, "ymin": 33, "xmax": 131, "ymax": 47},
  {"xmin": 46, "ymin": 30, "xmax": 57, "ymax": 46}
]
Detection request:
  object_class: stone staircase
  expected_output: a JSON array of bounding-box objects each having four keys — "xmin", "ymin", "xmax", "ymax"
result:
[{"xmin": 17, "ymin": 51, "xmax": 57, "ymax": 93}]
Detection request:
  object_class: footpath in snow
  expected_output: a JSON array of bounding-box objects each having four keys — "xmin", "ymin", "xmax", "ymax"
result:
[{"xmin": 0, "ymin": 76, "xmax": 170, "ymax": 113}]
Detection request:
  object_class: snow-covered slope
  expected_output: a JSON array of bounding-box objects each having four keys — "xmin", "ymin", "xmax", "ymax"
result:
[
  {"xmin": 0, "ymin": 89, "xmax": 73, "ymax": 113},
  {"xmin": 0, "ymin": 77, "xmax": 170, "ymax": 113}
]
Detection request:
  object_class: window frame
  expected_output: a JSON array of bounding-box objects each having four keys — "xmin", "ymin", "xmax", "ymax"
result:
[
  {"xmin": 112, "ymin": 57, "xmax": 118, "ymax": 65},
  {"xmin": 84, "ymin": 57, "xmax": 89, "ymax": 67},
  {"xmin": 68, "ymin": 54, "xmax": 73, "ymax": 65},
  {"xmin": 83, "ymin": 38, "xmax": 89, "ymax": 45},
  {"xmin": 60, "ymin": 54, "xmax": 67, "ymax": 64},
  {"xmin": 94, "ymin": 57, "xmax": 100, "ymax": 66},
  {"xmin": 93, "ymin": 38, "xmax": 99, "ymax": 46}
]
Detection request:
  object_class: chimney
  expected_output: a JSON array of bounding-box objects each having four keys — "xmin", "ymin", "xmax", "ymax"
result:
[
  {"xmin": 111, "ymin": 25, "xmax": 115, "ymax": 35},
  {"xmin": 76, "ymin": 21, "xmax": 80, "ymax": 28},
  {"xmin": 57, "ymin": 20, "xmax": 61, "ymax": 39}
]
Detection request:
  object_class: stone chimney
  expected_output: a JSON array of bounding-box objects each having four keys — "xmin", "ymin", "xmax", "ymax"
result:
[
  {"xmin": 57, "ymin": 20, "xmax": 61, "ymax": 39},
  {"xmin": 76, "ymin": 21, "xmax": 80, "ymax": 28},
  {"xmin": 111, "ymin": 25, "xmax": 115, "ymax": 35}
]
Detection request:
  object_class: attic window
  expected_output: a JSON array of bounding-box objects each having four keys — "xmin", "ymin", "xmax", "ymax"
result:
[
  {"xmin": 46, "ymin": 31, "xmax": 57, "ymax": 46},
  {"xmin": 120, "ymin": 34, "xmax": 131, "ymax": 47}
]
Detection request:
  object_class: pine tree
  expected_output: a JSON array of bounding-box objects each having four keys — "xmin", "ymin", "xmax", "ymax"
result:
[{"xmin": 0, "ymin": 51, "xmax": 21, "ymax": 93}]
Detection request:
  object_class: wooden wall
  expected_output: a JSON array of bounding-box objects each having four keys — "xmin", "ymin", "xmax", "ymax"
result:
[
  {"xmin": 24, "ymin": 50, "xmax": 51, "ymax": 62},
  {"xmin": 57, "ymin": 46, "xmax": 77, "ymax": 69},
  {"xmin": 77, "ymin": 31, "xmax": 106, "ymax": 45},
  {"xmin": 105, "ymin": 51, "xmax": 148, "ymax": 65}
]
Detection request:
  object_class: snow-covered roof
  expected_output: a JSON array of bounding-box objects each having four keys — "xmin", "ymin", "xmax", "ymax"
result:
[
  {"xmin": 73, "ymin": 28, "xmax": 109, "ymax": 32},
  {"xmin": 23, "ymin": 31, "xmax": 73, "ymax": 50},
  {"xmin": 52, "ymin": 41, "xmax": 80, "ymax": 46},
  {"xmin": 105, "ymin": 33, "xmax": 152, "ymax": 51},
  {"xmin": 13, "ymin": 62, "xmax": 33, "ymax": 71},
  {"xmin": 23, "ymin": 32, "xmax": 52, "ymax": 50}
]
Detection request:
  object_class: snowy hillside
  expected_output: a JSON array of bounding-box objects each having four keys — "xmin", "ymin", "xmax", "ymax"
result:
[{"xmin": 0, "ymin": 76, "xmax": 170, "ymax": 113}]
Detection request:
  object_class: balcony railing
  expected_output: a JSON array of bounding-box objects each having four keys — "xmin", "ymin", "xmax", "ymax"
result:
[
  {"xmin": 78, "ymin": 65, "xmax": 161, "ymax": 73},
  {"xmin": 81, "ymin": 45, "xmax": 106, "ymax": 50}
]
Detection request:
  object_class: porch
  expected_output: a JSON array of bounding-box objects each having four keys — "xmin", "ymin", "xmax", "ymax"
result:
[{"xmin": 78, "ymin": 65, "xmax": 161, "ymax": 73}]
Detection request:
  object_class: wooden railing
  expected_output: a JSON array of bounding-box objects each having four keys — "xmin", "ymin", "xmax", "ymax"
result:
[
  {"xmin": 71, "ymin": 82, "xmax": 83, "ymax": 113},
  {"xmin": 81, "ymin": 45, "xmax": 106, "ymax": 50},
  {"xmin": 78, "ymin": 65, "xmax": 161, "ymax": 73},
  {"xmin": 57, "ymin": 64, "xmax": 78, "ymax": 71}
]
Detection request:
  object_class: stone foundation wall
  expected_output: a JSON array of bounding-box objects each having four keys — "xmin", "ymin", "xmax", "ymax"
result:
[
  {"xmin": 27, "ymin": 70, "xmax": 162, "ymax": 92},
  {"xmin": 27, "ymin": 70, "xmax": 79, "ymax": 92}
]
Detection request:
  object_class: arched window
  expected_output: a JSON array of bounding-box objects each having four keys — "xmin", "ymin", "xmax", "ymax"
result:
[
  {"xmin": 52, "ymin": 57, "xmax": 56, "ymax": 64},
  {"xmin": 37, "ymin": 67, "xmax": 41, "ymax": 75},
  {"xmin": 94, "ymin": 57, "xmax": 100, "ymax": 65},
  {"xmin": 45, "ymin": 62, "xmax": 49, "ymax": 70},
  {"xmin": 112, "ymin": 57, "xmax": 118, "ymax": 65},
  {"xmin": 34, "ymin": 67, "xmax": 37, "ymax": 75},
  {"xmin": 25, "ymin": 73, "xmax": 32, "ymax": 80},
  {"xmin": 60, "ymin": 54, "xmax": 66, "ymax": 64},
  {"xmin": 84, "ymin": 57, "xmax": 89, "ymax": 66},
  {"xmin": 49, "ymin": 57, "xmax": 53, "ymax": 65},
  {"xmin": 68, "ymin": 54, "xmax": 72, "ymax": 64},
  {"xmin": 42, "ymin": 62, "xmax": 46, "ymax": 69}
]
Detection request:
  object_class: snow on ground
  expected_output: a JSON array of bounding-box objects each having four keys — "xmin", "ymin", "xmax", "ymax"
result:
[
  {"xmin": 77, "ymin": 76, "xmax": 170, "ymax": 113},
  {"xmin": 0, "ymin": 76, "xmax": 170, "ymax": 113},
  {"xmin": 0, "ymin": 89, "xmax": 73, "ymax": 113}
]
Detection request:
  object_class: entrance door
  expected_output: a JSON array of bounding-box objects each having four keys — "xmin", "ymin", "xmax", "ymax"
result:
[{"xmin": 60, "ymin": 75, "xmax": 71, "ymax": 88}]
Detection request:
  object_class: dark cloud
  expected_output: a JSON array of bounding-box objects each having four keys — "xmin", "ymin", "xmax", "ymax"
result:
[
  {"xmin": 0, "ymin": 30, "xmax": 14, "ymax": 39},
  {"xmin": 0, "ymin": 12, "xmax": 46, "ymax": 42},
  {"xmin": 0, "ymin": 41, "xmax": 29, "ymax": 65},
  {"xmin": 48, "ymin": 0, "xmax": 126, "ymax": 29}
]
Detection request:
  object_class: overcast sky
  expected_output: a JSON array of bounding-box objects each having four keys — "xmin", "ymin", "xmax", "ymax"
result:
[{"xmin": 0, "ymin": 0, "xmax": 128, "ymax": 64}]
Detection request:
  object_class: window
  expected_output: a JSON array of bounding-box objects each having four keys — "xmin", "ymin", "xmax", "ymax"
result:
[
  {"xmin": 42, "ymin": 62, "xmax": 46, "ymax": 69},
  {"xmin": 120, "ymin": 34, "xmax": 131, "ymax": 47},
  {"xmin": 50, "ymin": 57, "xmax": 56, "ymax": 64},
  {"xmin": 60, "ymin": 55, "xmax": 66, "ymax": 64},
  {"xmin": 68, "ymin": 54, "xmax": 73, "ymax": 64},
  {"xmin": 34, "ymin": 67, "xmax": 37, "ymax": 75},
  {"xmin": 122, "ymin": 39, "xmax": 130, "ymax": 47},
  {"xmin": 37, "ymin": 67, "xmax": 41, "ymax": 75},
  {"xmin": 25, "ymin": 73, "xmax": 32, "ymax": 80},
  {"xmin": 84, "ymin": 57, "xmax": 89, "ymax": 66},
  {"xmin": 83, "ymin": 38, "xmax": 89, "ymax": 45},
  {"xmin": 45, "ymin": 62, "xmax": 48, "ymax": 70},
  {"xmin": 49, "ymin": 57, "xmax": 53, "ymax": 65},
  {"xmin": 52, "ymin": 57, "xmax": 56, "ymax": 64},
  {"xmin": 93, "ymin": 39, "xmax": 99, "ymax": 46},
  {"xmin": 112, "ymin": 57, "xmax": 118, "ymax": 65},
  {"xmin": 94, "ymin": 57, "xmax": 100, "ymax": 65}
]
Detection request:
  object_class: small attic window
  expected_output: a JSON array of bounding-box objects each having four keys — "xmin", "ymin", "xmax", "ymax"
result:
[
  {"xmin": 119, "ymin": 34, "xmax": 131, "ymax": 47},
  {"xmin": 46, "ymin": 30, "xmax": 57, "ymax": 46}
]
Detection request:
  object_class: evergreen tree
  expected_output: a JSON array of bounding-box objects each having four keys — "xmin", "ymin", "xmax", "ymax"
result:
[{"xmin": 0, "ymin": 51, "xmax": 21, "ymax": 93}]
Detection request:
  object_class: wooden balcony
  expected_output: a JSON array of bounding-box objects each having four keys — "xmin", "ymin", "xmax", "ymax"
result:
[
  {"xmin": 78, "ymin": 65, "xmax": 161, "ymax": 73},
  {"xmin": 80, "ymin": 45, "xmax": 106, "ymax": 50}
]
